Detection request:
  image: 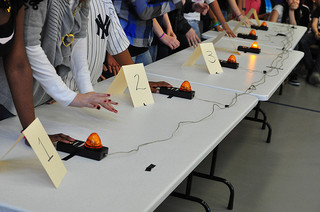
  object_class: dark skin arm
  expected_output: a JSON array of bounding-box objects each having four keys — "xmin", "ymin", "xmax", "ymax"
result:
[
  {"xmin": 112, "ymin": 49, "xmax": 172, "ymax": 93},
  {"xmin": 3, "ymin": 7, "xmax": 74, "ymax": 144}
]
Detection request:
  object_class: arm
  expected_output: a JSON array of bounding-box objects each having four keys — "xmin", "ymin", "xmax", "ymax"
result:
[
  {"xmin": 269, "ymin": 9, "xmax": 280, "ymax": 22},
  {"xmin": 312, "ymin": 18, "xmax": 320, "ymax": 39},
  {"xmin": 207, "ymin": 0, "xmax": 236, "ymax": 37},
  {"xmin": 208, "ymin": 8, "xmax": 223, "ymax": 31},
  {"xmin": 153, "ymin": 18, "xmax": 180, "ymax": 50},
  {"xmin": 163, "ymin": 13, "xmax": 177, "ymax": 38},
  {"xmin": 4, "ymin": 7, "xmax": 34, "ymax": 129},
  {"xmin": 288, "ymin": 9, "xmax": 297, "ymax": 25}
]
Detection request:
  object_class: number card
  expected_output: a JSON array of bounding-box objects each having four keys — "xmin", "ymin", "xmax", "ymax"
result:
[
  {"xmin": 0, "ymin": 118, "xmax": 66, "ymax": 188},
  {"xmin": 183, "ymin": 43, "xmax": 223, "ymax": 74},
  {"xmin": 106, "ymin": 63, "xmax": 154, "ymax": 107},
  {"xmin": 233, "ymin": 8, "xmax": 260, "ymax": 33}
]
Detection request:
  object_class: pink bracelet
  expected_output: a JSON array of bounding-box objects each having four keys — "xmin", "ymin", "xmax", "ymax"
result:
[{"xmin": 159, "ymin": 32, "xmax": 165, "ymax": 39}]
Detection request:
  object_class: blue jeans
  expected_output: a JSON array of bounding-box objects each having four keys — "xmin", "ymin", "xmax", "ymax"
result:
[
  {"xmin": 131, "ymin": 50, "xmax": 153, "ymax": 66},
  {"xmin": 186, "ymin": 19, "xmax": 201, "ymax": 39},
  {"xmin": 148, "ymin": 45, "xmax": 158, "ymax": 62},
  {"xmin": 221, "ymin": 10, "xmax": 228, "ymax": 20}
]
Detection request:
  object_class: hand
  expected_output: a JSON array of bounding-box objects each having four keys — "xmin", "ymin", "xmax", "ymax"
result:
[
  {"xmin": 166, "ymin": 27, "xmax": 177, "ymax": 39},
  {"xmin": 69, "ymin": 92, "xmax": 118, "ymax": 113},
  {"xmin": 181, "ymin": 0, "xmax": 185, "ymax": 5},
  {"xmin": 192, "ymin": 3, "xmax": 209, "ymax": 15},
  {"xmin": 149, "ymin": 81, "xmax": 172, "ymax": 93},
  {"xmin": 315, "ymin": 32, "xmax": 320, "ymax": 40},
  {"xmin": 49, "ymin": 133, "xmax": 75, "ymax": 144},
  {"xmin": 104, "ymin": 54, "xmax": 121, "ymax": 75},
  {"xmin": 186, "ymin": 28, "xmax": 201, "ymax": 48},
  {"xmin": 215, "ymin": 25, "xmax": 223, "ymax": 32},
  {"xmin": 237, "ymin": 14, "xmax": 251, "ymax": 26},
  {"xmin": 222, "ymin": 23, "xmax": 236, "ymax": 37},
  {"xmin": 289, "ymin": 1, "xmax": 299, "ymax": 10},
  {"xmin": 160, "ymin": 34, "xmax": 180, "ymax": 50}
]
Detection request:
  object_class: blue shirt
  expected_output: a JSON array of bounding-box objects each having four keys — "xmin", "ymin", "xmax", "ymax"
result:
[{"xmin": 113, "ymin": 0, "xmax": 182, "ymax": 47}]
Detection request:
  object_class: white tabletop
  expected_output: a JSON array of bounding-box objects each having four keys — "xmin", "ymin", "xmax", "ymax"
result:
[
  {"xmin": 0, "ymin": 76, "xmax": 258, "ymax": 212},
  {"xmin": 146, "ymin": 39, "xmax": 304, "ymax": 101},
  {"xmin": 202, "ymin": 20, "xmax": 307, "ymax": 50}
]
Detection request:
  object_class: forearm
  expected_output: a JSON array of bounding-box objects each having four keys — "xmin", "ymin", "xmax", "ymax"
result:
[
  {"xmin": 227, "ymin": 0, "xmax": 242, "ymax": 17},
  {"xmin": 4, "ymin": 61, "xmax": 35, "ymax": 129},
  {"xmin": 288, "ymin": 10, "xmax": 297, "ymax": 25},
  {"xmin": 208, "ymin": 1, "xmax": 227, "ymax": 25},
  {"xmin": 312, "ymin": 18, "xmax": 319, "ymax": 34},
  {"xmin": 26, "ymin": 45, "xmax": 77, "ymax": 107},
  {"xmin": 153, "ymin": 18, "xmax": 165, "ymax": 37},
  {"xmin": 112, "ymin": 49, "xmax": 134, "ymax": 66},
  {"xmin": 71, "ymin": 37, "xmax": 94, "ymax": 94},
  {"xmin": 162, "ymin": 13, "xmax": 173, "ymax": 32}
]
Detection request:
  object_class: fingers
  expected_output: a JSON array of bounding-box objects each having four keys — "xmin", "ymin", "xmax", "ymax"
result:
[
  {"xmin": 149, "ymin": 81, "xmax": 172, "ymax": 93},
  {"xmin": 49, "ymin": 133, "xmax": 75, "ymax": 144}
]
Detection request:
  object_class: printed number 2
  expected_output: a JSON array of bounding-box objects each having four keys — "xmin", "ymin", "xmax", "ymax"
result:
[
  {"xmin": 206, "ymin": 50, "xmax": 216, "ymax": 63},
  {"xmin": 39, "ymin": 138, "xmax": 53, "ymax": 162},
  {"xmin": 134, "ymin": 74, "xmax": 146, "ymax": 90}
]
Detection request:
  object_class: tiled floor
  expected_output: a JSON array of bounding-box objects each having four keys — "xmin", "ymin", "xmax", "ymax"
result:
[{"xmin": 155, "ymin": 78, "xmax": 320, "ymax": 212}]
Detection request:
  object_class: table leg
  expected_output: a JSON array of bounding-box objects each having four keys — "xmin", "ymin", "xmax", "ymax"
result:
[
  {"xmin": 193, "ymin": 146, "xmax": 234, "ymax": 210},
  {"xmin": 170, "ymin": 173, "xmax": 211, "ymax": 212}
]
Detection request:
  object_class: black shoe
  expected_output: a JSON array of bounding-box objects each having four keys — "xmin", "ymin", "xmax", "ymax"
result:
[
  {"xmin": 308, "ymin": 72, "xmax": 320, "ymax": 87},
  {"xmin": 288, "ymin": 75, "xmax": 300, "ymax": 86}
]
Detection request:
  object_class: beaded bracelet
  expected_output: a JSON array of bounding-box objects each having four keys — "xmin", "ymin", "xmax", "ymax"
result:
[{"xmin": 159, "ymin": 32, "xmax": 165, "ymax": 39}]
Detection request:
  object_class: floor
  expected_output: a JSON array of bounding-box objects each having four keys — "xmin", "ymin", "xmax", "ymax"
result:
[{"xmin": 155, "ymin": 76, "xmax": 320, "ymax": 212}]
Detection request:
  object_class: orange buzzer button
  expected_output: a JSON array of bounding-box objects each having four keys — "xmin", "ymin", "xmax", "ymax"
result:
[
  {"xmin": 261, "ymin": 21, "xmax": 267, "ymax": 27},
  {"xmin": 85, "ymin": 133, "xmax": 103, "ymax": 149},
  {"xmin": 250, "ymin": 41, "xmax": 259, "ymax": 49},
  {"xmin": 249, "ymin": 30, "xmax": 256, "ymax": 36},
  {"xmin": 179, "ymin": 81, "xmax": 192, "ymax": 92},
  {"xmin": 227, "ymin": 55, "xmax": 237, "ymax": 63}
]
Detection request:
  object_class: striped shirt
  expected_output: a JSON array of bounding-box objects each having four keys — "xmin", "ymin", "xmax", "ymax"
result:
[
  {"xmin": 113, "ymin": 0, "xmax": 183, "ymax": 47},
  {"xmin": 65, "ymin": 0, "xmax": 130, "ymax": 91},
  {"xmin": 65, "ymin": 0, "xmax": 130, "ymax": 90}
]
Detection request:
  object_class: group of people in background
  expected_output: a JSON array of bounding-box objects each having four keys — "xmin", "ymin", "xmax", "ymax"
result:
[{"xmin": 1, "ymin": 0, "xmax": 320, "ymax": 144}]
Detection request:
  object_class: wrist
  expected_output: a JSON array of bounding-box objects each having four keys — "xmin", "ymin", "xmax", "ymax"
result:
[
  {"xmin": 159, "ymin": 32, "xmax": 165, "ymax": 39},
  {"xmin": 212, "ymin": 21, "xmax": 220, "ymax": 28},
  {"xmin": 242, "ymin": 7, "xmax": 246, "ymax": 11}
]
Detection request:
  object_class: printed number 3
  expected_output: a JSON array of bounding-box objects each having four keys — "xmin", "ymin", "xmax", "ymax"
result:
[{"xmin": 206, "ymin": 50, "xmax": 216, "ymax": 63}]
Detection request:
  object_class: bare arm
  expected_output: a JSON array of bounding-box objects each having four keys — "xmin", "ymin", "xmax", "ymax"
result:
[{"xmin": 4, "ymin": 6, "xmax": 35, "ymax": 129}]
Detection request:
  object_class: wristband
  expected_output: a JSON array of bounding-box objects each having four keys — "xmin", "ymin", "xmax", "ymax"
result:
[
  {"xmin": 212, "ymin": 21, "xmax": 220, "ymax": 28},
  {"xmin": 242, "ymin": 7, "xmax": 246, "ymax": 11},
  {"xmin": 159, "ymin": 32, "xmax": 165, "ymax": 39}
]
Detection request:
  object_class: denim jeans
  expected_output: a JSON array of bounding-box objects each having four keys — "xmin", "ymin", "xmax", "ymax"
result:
[
  {"xmin": 299, "ymin": 32, "xmax": 320, "ymax": 76},
  {"xmin": 186, "ymin": 19, "xmax": 201, "ymax": 39},
  {"xmin": 131, "ymin": 50, "xmax": 153, "ymax": 66}
]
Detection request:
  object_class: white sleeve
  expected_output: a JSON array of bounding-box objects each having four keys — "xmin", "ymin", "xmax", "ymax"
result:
[
  {"xmin": 71, "ymin": 37, "xmax": 94, "ymax": 94},
  {"xmin": 205, "ymin": 0, "xmax": 215, "ymax": 5},
  {"xmin": 106, "ymin": 5, "xmax": 130, "ymax": 55},
  {"xmin": 26, "ymin": 45, "xmax": 77, "ymax": 107},
  {"xmin": 272, "ymin": 4, "xmax": 284, "ymax": 22}
]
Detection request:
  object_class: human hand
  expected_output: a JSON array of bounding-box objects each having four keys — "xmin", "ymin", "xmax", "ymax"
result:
[
  {"xmin": 149, "ymin": 81, "xmax": 172, "ymax": 93},
  {"xmin": 215, "ymin": 25, "xmax": 223, "ymax": 31},
  {"xmin": 160, "ymin": 33, "xmax": 180, "ymax": 50},
  {"xmin": 181, "ymin": 0, "xmax": 186, "ymax": 5},
  {"xmin": 186, "ymin": 28, "xmax": 201, "ymax": 48},
  {"xmin": 315, "ymin": 32, "xmax": 320, "ymax": 40},
  {"xmin": 104, "ymin": 54, "xmax": 121, "ymax": 75},
  {"xmin": 166, "ymin": 27, "xmax": 177, "ymax": 39},
  {"xmin": 221, "ymin": 22, "xmax": 236, "ymax": 37},
  {"xmin": 192, "ymin": 3, "xmax": 209, "ymax": 15},
  {"xmin": 289, "ymin": 0, "xmax": 299, "ymax": 10},
  {"xmin": 70, "ymin": 92, "xmax": 118, "ymax": 113},
  {"xmin": 49, "ymin": 133, "xmax": 75, "ymax": 144}
]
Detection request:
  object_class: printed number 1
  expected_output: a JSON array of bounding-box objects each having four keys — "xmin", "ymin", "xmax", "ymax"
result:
[
  {"xmin": 206, "ymin": 50, "xmax": 216, "ymax": 63},
  {"xmin": 39, "ymin": 138, "xmax": 53, "ymax": 162}
]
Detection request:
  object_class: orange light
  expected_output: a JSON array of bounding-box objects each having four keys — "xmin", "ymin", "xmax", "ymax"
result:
[
  {"xmin": 179, "ymin": 81, "xmax": 192, "ymax": 92},
  {"xmin": 261, "ymin": 22, "xmax": 267, "ymax": 27},
  {"xmin": 227, "ymin": 55, "xmax": 237, "ymax": 63},
  {"xmin": 249, "ymin": 30, "xmax": 256, "ymax": 36},
  {"xmin": 250, "ymin": 42, "xmax": 259, "ymax": 49},
  {"xmin": 85, "ymin": 133, "xmax": 103, "ymax": 149}
]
